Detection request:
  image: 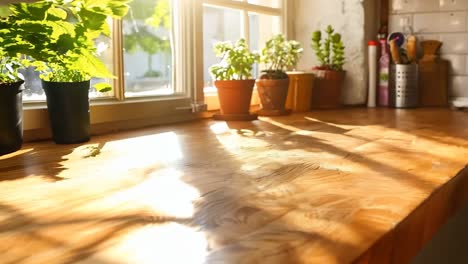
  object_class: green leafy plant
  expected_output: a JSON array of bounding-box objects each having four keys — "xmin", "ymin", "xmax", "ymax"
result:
[
  {"xmin": 260, "ymin": 34, "xmax": 303, "ymax": 79},
  {"xmin": 0, "ymin": 15, "xmax": 27, "ymax": 84},
  {"xmin": 209, "ymin": 39, "xmax": 259, "ymax": 81},
  {"xmin": 311, "ymin": 25, "xmax": 345, "ymax": 71},
  {"xmin": 4, "ymin": 0, "xmax": 131, "ymax": 91},
  {"xmin": 0, "ymin": 53, "xmax": 25, "ymax": 84}
]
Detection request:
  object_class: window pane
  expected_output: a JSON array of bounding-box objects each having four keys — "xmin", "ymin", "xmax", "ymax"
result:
[
  {"xmin": 248, "ymin": 0, "xmax": 280, "ymax": 8},
  {"xmin": 20, "ymin": 22, "xmax": 115, "ymax": 102},
  {"xmin": 123, "ymin": 0, "xmax": 174, "ymax": 97},
  {"xmin": 90, "ymin": 33, "xmax": 115, "ymax": 99},
  {"xmin": 203, "ymin": 5, "xmax": 242, "ymax": 91},
  {"xmin": 249, "ymin": 13, "xmax": 281, "ymax": 78}
]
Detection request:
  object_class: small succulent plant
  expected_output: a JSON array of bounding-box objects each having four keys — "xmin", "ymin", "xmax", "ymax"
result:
[{"xmin": 311, "ymin": 25, "xmax": 345, "ymax": 71}]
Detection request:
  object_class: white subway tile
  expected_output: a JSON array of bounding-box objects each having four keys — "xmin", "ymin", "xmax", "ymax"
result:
[
  {"xmin": 416, "ymin": 34, "xmax": 441, "ymax": 41},
  {"xmin": 442, "ymin": 54, "xmax": 466, "ymax": 74},
  {"xmin": 391, "ymin": 0, "xmax": 439, "ymax": 13},
  {"xmin": 440, "ymin": 0, "xmax": 468, "ymax": 11},
  {"xmin": 413, "ymin": 0, "xmax": 440, "ymax": 12},
  {"xmin": 413, "ymin": 12, "xmax": 467, "ymax": 33},
  {"xmin": 440, "ymin": 34, "xmax": 468, "ymax": 53},
  {"xmin": 451, "ymin": 76, "xmax": 468, "ymax": 97},
  {"xmin": 391, "ymin": 0, "xmax": 414, "ymax": 13},
  {"xmin": 389, "ymin": 14, "xmax": 413, "ymax": 33}
]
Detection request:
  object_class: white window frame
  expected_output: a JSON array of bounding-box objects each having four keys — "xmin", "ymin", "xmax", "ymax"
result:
[
  {"xmin": 5, "ymin": 0, "xmax": 292, "ymax": 140},
  {"xmin": 199, "ymin": 0, "xmax": 292, "ymax": 109}
]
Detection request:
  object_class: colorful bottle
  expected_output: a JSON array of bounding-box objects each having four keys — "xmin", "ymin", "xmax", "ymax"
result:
[{"xmin": 378, "ymin": 39, "xmax": 390, "ymax": 106}]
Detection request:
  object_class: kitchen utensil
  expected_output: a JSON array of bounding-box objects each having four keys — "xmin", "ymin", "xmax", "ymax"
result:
[
  {"xmin": 406, "ymin": 35, "xmax": 417, "ymax": 63},
  {"xmin": 388, "ymin": 32, "xmax": 405, "ymax": 47},
  {"xmin": 419, "ymin": 40, "xmax": 449, "ymax": 107},
  {"xmin": 420, "ymin": 40, "xmax": 442, "ymax": 63},
  {"xmin": 389, "ymin": 39, "xmax": 402, "ymax": 64}
]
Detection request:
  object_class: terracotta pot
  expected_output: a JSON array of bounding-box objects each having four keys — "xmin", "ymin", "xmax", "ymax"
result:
[
  {"xmin": 311, "ymin": 70, "xmax": 345, "ymax": 109},
  {"xmin": 256, "ymin": 78, "xmax": 289, "ymax": 113},
  {"xmin": 214, "ymin": 79, "xmax": 255, "ymax": 115}
]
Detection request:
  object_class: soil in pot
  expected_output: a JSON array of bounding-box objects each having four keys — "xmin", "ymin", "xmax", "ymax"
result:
[
  {"xmin": 311, "ymin": 69, "xmax": 345, "ymax": 109},
  {"xmin": 0, "ymin": 81, "xmax": 24, "ymax": 155},
  {"xmin": 42, "ymin": 80, "xmax": 91, "ymax": 144},
  {"xmin": 256, "ymin": 78, "xmax": 290, "ymax": 116},
  {"xmin": 213, "ymin": 79, "xmax": 257, "ymax": 121}
]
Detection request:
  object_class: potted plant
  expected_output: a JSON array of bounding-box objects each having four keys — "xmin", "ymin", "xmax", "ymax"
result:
[
  {"xmin": 310, "ymin": 25, "xmax": 346, "ymax": 109},
  {"xmin": 209, "ymin": 39, "xmax": 259, "ymax": 121},
  {"xmin": 7, "ymin": 0, "xmax": 130, "ymax": 144},
  {"xmin": 257, "ymin": 34, "xmax": 303, "ymax": 116},
  {"xmin": 0, "ymin": 13, "xmax": 27, "ymax": 155}
]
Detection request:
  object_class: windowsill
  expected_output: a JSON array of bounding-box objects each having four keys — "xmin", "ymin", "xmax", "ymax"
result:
[
  {"xmin": 22, "ymin": 91, "xmax": 261, "ymax": 142},
  {"xmin": 23, "ymin": 95, "xmax": 196, "ymax": 142},
  {"xmin": 23, "ymin": 94, "xmax": 190, "ymax": 110}
]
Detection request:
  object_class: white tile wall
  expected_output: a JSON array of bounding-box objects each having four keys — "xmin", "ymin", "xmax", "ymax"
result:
[
  {"xmin": 440, "ymin": 33, "xmax": 468, "ymax": 53},
  {"xmin": 451, "ymin": 76, "xmax": 468, "ymax": 96},
  {"xmin": 389, "ymin": 0, "xmax": 468, "ymax": 97},
  {"xmin": 442, "ymin": 54, "xmax": 466, "ymax": 74},
  {"xmin": 391, "ymin": 0, "xmax": 439, "ymax": 13},
  {"xmin": 440, "ymin": 0, "xmax": 468, "ymax": 11},
  {"xmin": 389, "ymin": 14, "xmax": 413, "ymax": 32},
  {"xmin": 413, "ymin": 12, "xmax": 467, "ymax": 33}
]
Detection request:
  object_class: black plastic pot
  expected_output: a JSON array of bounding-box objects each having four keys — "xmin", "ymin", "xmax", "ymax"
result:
[
  {"xmin": 42, "ymin": 80, "xmax": 91, "ymax": 144},
  {"xmin": 0, "ymin": 81, "xmax": 24, "ymax": 155}
]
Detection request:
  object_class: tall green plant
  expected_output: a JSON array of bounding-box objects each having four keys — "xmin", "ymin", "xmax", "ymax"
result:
[
  {"xmin": 311, "ymin": 25, "xmax": 345, "ymax": 71},
  {"xmin": 5, "ymin": 0, "xmax": 131, "ymax": 91},
  {"xmin": 0, "ymin": 18, "xmax": 27, "ymax": 84},
  {"xmin": 209, "ymin": 39, "xmax": 259, "ymax": 81},
  {"xmin": 260, "ymin": 34, "xmax": 303, "ymax": 79}
]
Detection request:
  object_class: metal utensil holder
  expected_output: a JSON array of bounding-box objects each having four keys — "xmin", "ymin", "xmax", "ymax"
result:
[{"xmin": 390, "ymin": 64, "xmax": 419, "ymax": 108}]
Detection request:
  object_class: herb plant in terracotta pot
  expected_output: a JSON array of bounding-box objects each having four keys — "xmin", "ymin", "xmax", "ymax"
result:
[
  {"xmin": 0, "ymin": 23, "xmax": 26, "ymax": 155},
  {"xmin": 311, "ymin": 25, "xmax": 346, "ymax": 109},
  {"xmin": 209, "ymin": 39, "xmax": 259, "ymax": 121},
  {"xmin": 257, "ymin": 34, "xmax": 303, "ymax": 116}
]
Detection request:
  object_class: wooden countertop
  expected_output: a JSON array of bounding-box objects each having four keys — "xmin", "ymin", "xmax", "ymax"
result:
[{"xmin": 0, "ymin": 108, "xmax": 467, "ymax": 264}]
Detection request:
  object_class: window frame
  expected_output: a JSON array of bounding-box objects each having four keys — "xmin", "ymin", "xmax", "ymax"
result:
[
  {"xmin": 17, "ymin": 0, "xmax": 292, "ymax": 139},
  {"xmin": 200, "ymin": 0, "xmax": 291, "ymax": 109}
]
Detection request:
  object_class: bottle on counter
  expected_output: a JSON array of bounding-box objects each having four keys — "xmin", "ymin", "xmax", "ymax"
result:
[
  {"xmin": 378, "ymin": 38, "xmax": 390, "ymax": 106},
  {"xmin": 368, "ymin": 41, "xmax": 378, "ymax": 108}
]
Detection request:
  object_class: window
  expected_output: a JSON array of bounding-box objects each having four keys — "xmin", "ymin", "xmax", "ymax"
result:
[
  {"xmin": 123, "ymin": 0, "xmax": 174, "ymax": 97},
  {"xmin": 203, "ymin": 6, "xmax": 242, "ymax": 90},
  {"xmin": 202, "ymin": 0, "xmax": 284, "ymax": 93},
  {"xmin": 20, "ymin": 31, "xmax": 115, "ymax": 102},
  {"xmin": 1, "ymin": 0, "xmax": 289, "ymax": 135}
]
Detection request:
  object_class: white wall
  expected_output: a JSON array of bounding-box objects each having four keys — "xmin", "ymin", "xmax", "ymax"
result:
[
  {"xmin": 389, "ymin": 0, "xmax": 468, "ymax": 98},
  {"xmin": 295, "ymin": 0, "xmax": 378, "ymax": 105}
]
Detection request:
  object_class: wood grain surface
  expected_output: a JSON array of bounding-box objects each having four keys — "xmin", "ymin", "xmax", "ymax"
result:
[{"xmin": 0, "ymin": 108, "xmax": 467, "ymax": 264}]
